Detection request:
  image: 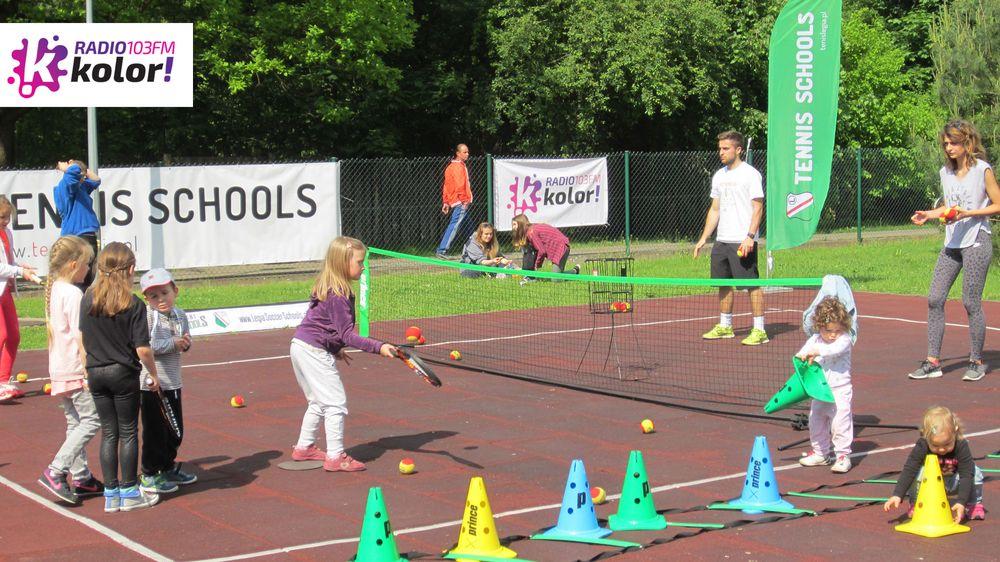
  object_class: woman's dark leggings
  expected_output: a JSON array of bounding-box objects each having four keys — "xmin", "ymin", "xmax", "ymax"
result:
[{"xmin": 88, "ymin": 364, "xmax": 141, "ymax": 489}]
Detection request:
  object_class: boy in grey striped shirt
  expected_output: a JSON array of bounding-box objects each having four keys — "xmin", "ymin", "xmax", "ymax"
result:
[{"xmin": 138, "ymin": 268, "xmax": 196, "ymax": 493}]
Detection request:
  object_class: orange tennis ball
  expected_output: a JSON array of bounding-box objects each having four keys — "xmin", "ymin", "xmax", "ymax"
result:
[
  {"xmin": 43, "ymin": 383, "xmax": 52, "ymax": 395},
  {"xmin": 230, "ymin": 395, "xmax": 246, "ymax": 408},
  {"xmin": 640, "ymin": 418, "xmax": 654, "ymax": 434},
  {"xmin": 449, "ymin": 350, "xmax": 461, "ymax": 361},
  {"xmin": 405, "ymin": 326, "xmax": 422, "ymax": 343},
  {"xmin": 15, "ymin": 372, "xmax": 28, "ymax": 383},
  {"xmin": 417, "ymin": 335, "xmax": 426, "ymax": 345},
  {"xmin": 398, "ymin": 458, "xmax": 415, "ymax": 474},
  {"xmin": 591, "ymin": 486, "xmax": 607, "ymax": 505}
]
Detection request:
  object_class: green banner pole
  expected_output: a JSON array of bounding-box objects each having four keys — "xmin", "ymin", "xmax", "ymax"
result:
[{"xmin": 624, "ymin": 150, "xmax": 631, "ymax": 257}]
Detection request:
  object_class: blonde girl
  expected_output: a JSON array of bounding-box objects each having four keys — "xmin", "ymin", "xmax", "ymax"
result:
[
  {"xmin": 37, "ymin": 237, "xmax": 102, "ymax": 504},
  {"xmin": 289, "ymin": 237, "xmax": 396, "ymax": 472},
  {"xmin": 0, "ymin": 195, "xmax": 38, "ymax": 402},
  {"xmin": 79, "ymin": 242, "xmax": 161, "ymax": 512},
  {"xmin": 460, "ymin": 222, "xmax": 513, "ymax": 278},
  {"xmin": 884, "ymin": 406, "xmax": 985, "ymax": 522}
]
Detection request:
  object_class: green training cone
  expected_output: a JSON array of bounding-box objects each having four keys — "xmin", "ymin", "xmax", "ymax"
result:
[
  {"xmin": 353, "ymin": 487, "xmax": 407, "ymax": 562},
  {"xmin": 608, "ymin": 450, "xmax": 666, "ymax": 531},
  {"xmin": 764, "ymin": 357, "xmax": 833, "ymax": 414}
]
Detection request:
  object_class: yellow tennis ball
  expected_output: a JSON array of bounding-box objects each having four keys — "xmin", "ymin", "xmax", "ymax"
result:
[
  {"xmin": 399, "ymin": 458, "xmax": 415, "ymax": 474},
  {"xmin": 230, "ymin": 395, "xmax": 246, "ymax": 408},
  {"xmin": 43, "ymin": 383, "xmax": 52, "ymax": 395},
  {"xmin": 449, "ymin": 350, "xmax": 461, "ymax": 361},
  {"xmin": 591, "ymin": 486, "xmax": 607, "ymax": 505},
  {"xmin": 15, "ymin": 372, "xmax": 28, "ymax": 383},
  {"xmin": 640, "ymin": 419, "xmax": 654, "ymax": 434}
]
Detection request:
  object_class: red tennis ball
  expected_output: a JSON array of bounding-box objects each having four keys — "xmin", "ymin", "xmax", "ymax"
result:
[
  {"xmin": 449, "ymin": 350, "xmax": 462, "ymax": 360},
  {"xmin": 230, "ymin": 395, "xmax": 246, "ymax": 408},
  {"xmin": 417, "ymin": 335, "xmax": 426, "ymax": 345},
  {"xmin": 591, "ymin": 486, "xmax": 607, "ymax": 505},
  {"xmin": 398, "ymin": 458, "xmax": 415, "ymax": 474},
  {"xmin": 405, "ymin": 326, "xmax": 422, "ymax": 343},
  {"xmin": 43, "ymin": 383, "xmax": 52, "ymax": 395}
]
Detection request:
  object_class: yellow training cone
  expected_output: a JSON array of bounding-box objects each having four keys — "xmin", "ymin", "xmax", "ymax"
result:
[
  {"xmin": 446, "ymin": 477, "xmax": 517, "ymax": 561},
  {"xmin": 895, "ymin": 454, "xmax": 971, "ymax": 538}
]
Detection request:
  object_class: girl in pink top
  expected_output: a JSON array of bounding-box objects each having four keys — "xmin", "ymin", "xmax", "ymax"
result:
[
  {"xmin": 0, "ymin": 196, "xmax": 38, "ymax": 402},
  {"xmin": 37, "ymin": 236, "xmax": 102, "ymax": 504},
  {"xmin": 510, "ymin": 214, "xmax": 580, "ymax": 277}
]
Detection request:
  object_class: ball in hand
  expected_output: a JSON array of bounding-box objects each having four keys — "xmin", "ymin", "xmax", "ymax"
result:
[
  {"xmin": 15, "ymin": 372, "xmax": 28, "ymax": 383},
  {"xmin": 230, "ymin": 395, "xmax": 246, "ymax": 408},
  {"xmin": 737, "ymin": 248, "xmax": 745, "ymax": 258},
  {"xmin": 449, "ymin": 350, "xmax": 462, "ymax": 361},
  {"xmin": 43, "ymin": 383, "xmax": 52, "ymax": 395},
  {"xmin": 640, "ymin": 418, "xmax": 654, "ymax": 434},
  {"xmin": 398, "ymin": 458, "xmax": 415, "ymax": 474},
  {"xmin": 405, "ymin": 326, "xmax": 422, "ymax": 343},
  {"xmin": 591, "ymin": 486, "xmax": 607, "ymax": 505}
]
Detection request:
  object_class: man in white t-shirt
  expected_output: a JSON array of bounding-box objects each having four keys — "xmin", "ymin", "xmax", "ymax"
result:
[{"xmin": 693, "ymin": 131, "xmax": 768, "ymax": 345}]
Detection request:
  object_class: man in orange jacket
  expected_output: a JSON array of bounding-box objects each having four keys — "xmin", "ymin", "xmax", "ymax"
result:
[{"xmin": 435, "ymin": 144, "xmax": 473, "ymax": 259}]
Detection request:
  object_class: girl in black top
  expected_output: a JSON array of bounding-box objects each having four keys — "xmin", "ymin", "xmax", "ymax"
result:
[
  {"xmin": 80, "ymin": 242, "xmax": 162, "ymax": 513},
  {"xmin": 883, "ymin": 406, "xmax": 985, "ymax": 522}
]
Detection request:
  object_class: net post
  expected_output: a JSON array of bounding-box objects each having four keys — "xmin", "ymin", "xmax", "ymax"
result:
[
  {"xmin": 856, "ymin": 147, "xmax": 862, "ymax": 244},
  {"xmin": 486, "ymin": 153, "xmax": 494, "ymax": 225},
  {"xmin": 358, "ymin": 250, "xmax": 370, "ymax": 337},
  {"xmin": 624, "ymin": 151, "xmax": 631, "ymax": 257}
]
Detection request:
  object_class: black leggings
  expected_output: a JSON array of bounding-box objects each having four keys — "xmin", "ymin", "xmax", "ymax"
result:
[{"xmin": 88, "ymin": 364, "xmax": 140, "ymax": 489}]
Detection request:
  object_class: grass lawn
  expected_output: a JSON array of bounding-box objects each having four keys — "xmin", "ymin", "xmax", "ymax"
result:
[{"xmin": 15, "ymin": 235, "xmax": 997, "ymax": 351}]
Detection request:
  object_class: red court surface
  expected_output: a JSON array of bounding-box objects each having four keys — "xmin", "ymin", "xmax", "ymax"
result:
[{"xmin": 1, "ymin": 292, "xmax": 998, "ymax": 561}]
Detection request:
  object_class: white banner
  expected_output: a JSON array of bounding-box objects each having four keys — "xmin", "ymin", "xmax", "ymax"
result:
[
  {"xmin": 185, "ymin": 302, "xmax": 309, "ymax": 337},
  {"xmin": 493, "ymin": 158, "xmax": 608, "ymax": 230},
  {"xmin": 0, "ymin": 23, "xmax": 193, "ymax": 107},
  {"xmin": 0, "ymin": 162, "xmax": 340, "ymax": 274}
]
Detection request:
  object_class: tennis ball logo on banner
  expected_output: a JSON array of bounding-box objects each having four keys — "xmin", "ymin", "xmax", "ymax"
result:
[
  {"xmin": 0, "ymin": 23, "xmax": 192, "ymax": 107},
  {"xmin": 785, "ymin": 192, "xmax": 815, "ymax": 221}
]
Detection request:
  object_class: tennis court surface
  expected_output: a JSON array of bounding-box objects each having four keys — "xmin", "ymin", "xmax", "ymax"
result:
[{"xmin": 1, "ymin": 292, "xmax": 997, "ymax": 561}]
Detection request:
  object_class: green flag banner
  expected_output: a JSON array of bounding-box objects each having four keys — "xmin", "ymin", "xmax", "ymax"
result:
[{"xmin": 766, "ymin": 0, "xmax": 842, "ymax": 251}]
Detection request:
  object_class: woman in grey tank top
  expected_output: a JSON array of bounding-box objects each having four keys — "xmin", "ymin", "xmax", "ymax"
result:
[{"xmin": 908, "ymin": 120, "xmax": 1000, "ymax": 382}]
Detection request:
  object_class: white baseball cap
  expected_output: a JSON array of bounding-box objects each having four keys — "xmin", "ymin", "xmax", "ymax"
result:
[{"xmin": 140, "ymin": 268, "xmax": 174, "ymax": 293}]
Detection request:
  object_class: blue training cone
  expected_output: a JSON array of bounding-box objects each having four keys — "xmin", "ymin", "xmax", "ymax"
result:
[
  {"xmin": 709, "ymin": 435, "xmax": 802, "ymax": 515},
  {"xmin": 536, "ymin": 459, "xmax": 612, "ymax": 541}
]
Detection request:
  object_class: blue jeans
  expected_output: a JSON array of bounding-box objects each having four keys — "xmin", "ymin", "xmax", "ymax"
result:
[
  {"xmin": 907, "ymin": 464, "xmax": 985, "ymax": 505},
  {"xmin": 436, "ymin": 204, "xmax": 468, "ymax": 255}
]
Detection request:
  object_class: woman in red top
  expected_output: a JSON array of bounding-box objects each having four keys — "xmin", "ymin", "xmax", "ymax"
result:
[
  {"xmin": 0, "ymin": 195, "xmax": 39, "ymax": 402},
  {"xmin": 510, "ymin": 214, "xmax": 580, "ymax": 279}
]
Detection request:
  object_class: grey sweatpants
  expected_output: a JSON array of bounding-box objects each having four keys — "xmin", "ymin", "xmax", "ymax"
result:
[
  {"xmin": 927, "ymin": 229, "xmax": 993, "ymax": 362},
  {"xmin": 49, "ymin": 388, "xmax": 100, "ymax": 479}
]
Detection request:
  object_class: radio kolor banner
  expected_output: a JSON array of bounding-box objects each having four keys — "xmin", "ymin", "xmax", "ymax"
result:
[
  {"xmin": 0, "ymin": 162, "xmax": 341, "ymax": 274},
  {"xmin": 493, "ymin": 158, "xmax": 609, "ymax": 230},
  {"xmin": 0, "ymin": 23, "xmax": 192, "ymax": 107}
]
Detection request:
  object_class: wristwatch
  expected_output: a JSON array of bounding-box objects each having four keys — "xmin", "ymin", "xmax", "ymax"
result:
[{"xmin": 746, "ymin": 233, "xmax": 755, "ymax": 241}]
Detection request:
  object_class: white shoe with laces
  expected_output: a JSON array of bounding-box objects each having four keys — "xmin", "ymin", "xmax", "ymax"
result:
[
  {"xmin": 798, "ymin": 451, "xmax": 833, "ymax": 467},
  {"xmin": 831, "ymin": 455, "xmax": 852, "ymax": 474}
]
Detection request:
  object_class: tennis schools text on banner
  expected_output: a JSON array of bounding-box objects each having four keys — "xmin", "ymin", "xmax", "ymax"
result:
[
  {"xmin": 0, "ymin": 23, "xmax": 193, "ymax": 107},
  {"xmin": 0, "ymin": 163, "xmax": 341, "ymax": 274},
  {"xmin": 764, "ymin": 0, "xmax": 842, "ymax": 251},
  {"xmin": 493, "ymin": 158, "xmax": 609, "ymax": 230}
]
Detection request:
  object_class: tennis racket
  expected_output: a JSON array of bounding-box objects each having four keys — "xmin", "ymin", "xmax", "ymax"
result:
[
  {"xmin": 394, "ymin": 346, "xmax": 442, "ymax": 387},
  {"xmin": 146, "ymin": 375, "xmax": 182, "ymax": 440}
]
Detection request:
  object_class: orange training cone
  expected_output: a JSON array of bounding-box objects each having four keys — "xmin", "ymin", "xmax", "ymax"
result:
[
  {"xmin": 895, "ymin": 454, "xmax": 971, "ymax": 538},
  {"xmin": 446, "ymin": 477, "xmax": 517, "ymax": 561}
]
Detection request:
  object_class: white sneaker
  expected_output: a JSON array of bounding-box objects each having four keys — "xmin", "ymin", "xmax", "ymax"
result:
[
  {"xmin": 798, "ymin": 451, "xmax": 833, "ymax": 467},
  {"xmin": 831, "ymin": 455, "xmax": 852, "ymax": 474}
]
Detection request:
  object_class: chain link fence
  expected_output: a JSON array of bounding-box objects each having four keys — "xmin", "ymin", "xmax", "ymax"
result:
[{"xmin": 0, "ymin": 148, "xmax": 959, "ymax": 291}]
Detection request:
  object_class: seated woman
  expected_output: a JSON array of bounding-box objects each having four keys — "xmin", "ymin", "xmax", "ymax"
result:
[
  {"xmin": 460, "ymin": 222, "xmax": 514, "ymax": 278},
  {"xmin": 510, "ymin": 214, "xmax": 580, "ymax": 281}
]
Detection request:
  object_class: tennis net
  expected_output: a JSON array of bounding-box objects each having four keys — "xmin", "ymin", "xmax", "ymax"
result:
[{"xmin": 362, "ymin": 248, "xmax": 823, "ymax": 413}]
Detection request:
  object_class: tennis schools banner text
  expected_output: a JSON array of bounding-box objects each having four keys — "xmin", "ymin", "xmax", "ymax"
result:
[
  {"xmin": 493, "ymin": 158, "xmax": 608, "ymax": 230},
  {"xmin": 765, "ymin": 0, "xmax": 842, "ymax": 250},
  {"xmin": 0, "ymin": 23, "xmax": 192, "ymax": 107},
  {"xmin": 0, "ymin": 163, "xmax": 340, "ymax": 274}
]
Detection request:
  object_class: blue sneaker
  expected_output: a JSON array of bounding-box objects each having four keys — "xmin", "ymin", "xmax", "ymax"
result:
[
  {"xmin": 104, "ymin": 487, "xmax": 120, "ymax": 513},
  {"xmin": 163, "ymin": 463, "xmax": 197, "ymax": 485},
  {"xmin": 119, "ymin": 486, "xmax": 159, "ymax": 512}
]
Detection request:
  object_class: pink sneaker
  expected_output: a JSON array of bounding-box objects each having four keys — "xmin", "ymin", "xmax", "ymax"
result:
[
  {"xmin": 291, "ymin": 445, "xmax": 326, "ymax": 461},
  {"xmin": 324, "ymin": 453, "xmax": 366, "ymax": 472},
  {"xmin": 967, "ymin": 503, "xmax": 986, "ymax": 521},
  {"xmin": 0, "ymin": 384, "xmax": 17, "ymax": 403}
]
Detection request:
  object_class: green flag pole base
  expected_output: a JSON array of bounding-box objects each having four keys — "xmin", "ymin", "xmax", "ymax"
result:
[
  {"xmin": 529, "ymin": 534, "xmax": 641, "ymax": 548},
  {"xmin": 862, "ymin": 479, "xmax": 897, "ymax": 484},
  {"xmin": 443, "ymin": 553, "xmax": 536, "ymax": 562},
  {"xmin": 666, "ymin": 521, "xmax": 727, "ymax": 529},
  {"xmin": 786, "ymin": 491, "xmax": 889, "ymax": 502},
  {"xmin": 707, "ymin": 502, "xmax": 816, "ymax": 516},
  {"xmin": 981, "ymin": 468, "xmax": 1000, "ymax": 473}
]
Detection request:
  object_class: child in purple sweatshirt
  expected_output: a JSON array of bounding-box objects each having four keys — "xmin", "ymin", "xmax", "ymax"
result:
[
  {"xmin": 510, "ymin": 214, "xmax": 580, "ymax": 278},
  {"xmin": 288, "ymin": 237, "xmax": 396, "ymax": 472}
]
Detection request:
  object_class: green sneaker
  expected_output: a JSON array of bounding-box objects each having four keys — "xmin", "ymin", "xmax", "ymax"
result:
[
  {"xmin": 702, "ymin": 324, "xmax": 735, "ymax": 339},
  {"xmin": 741, "ymin": 328, "xmax": 770, "ymax": 346}
]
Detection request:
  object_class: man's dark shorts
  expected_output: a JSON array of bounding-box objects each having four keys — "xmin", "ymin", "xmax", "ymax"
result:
[{"xmin": 710, "ymin": 241, "xmax": 759, "ymax": 282}]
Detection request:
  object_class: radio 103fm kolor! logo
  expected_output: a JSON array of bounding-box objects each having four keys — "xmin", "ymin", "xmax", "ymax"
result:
[{"xmin": 9, "ymin": 35, "xmax": 176, "ymax": 99}]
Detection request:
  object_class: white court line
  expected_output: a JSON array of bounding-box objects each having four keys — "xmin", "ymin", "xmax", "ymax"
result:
[
  {"xmin": 861, "ymin": 314, "xmax": 1000, "ymax": 332},
  {"xmin": 0, "ymin": 474, "xmax": 171, "ymax": 562},
  {"xmin": 187, "ymin": 428, "xmax": 1000, "ymax": 562}
]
